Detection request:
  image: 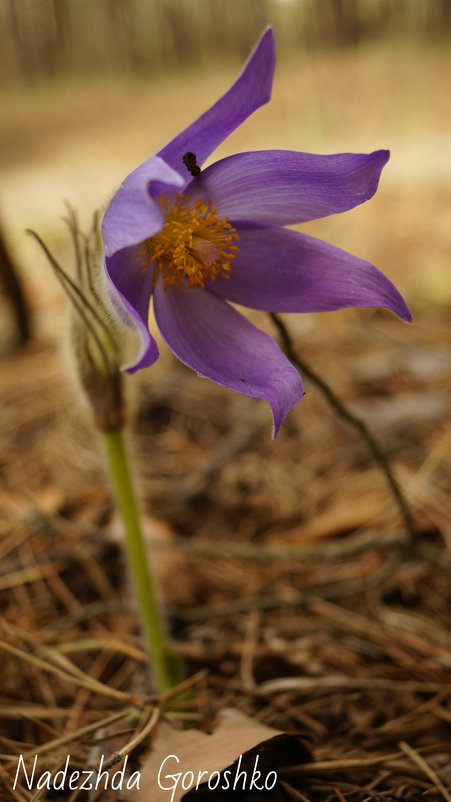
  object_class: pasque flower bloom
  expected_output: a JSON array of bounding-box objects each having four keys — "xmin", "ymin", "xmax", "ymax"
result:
[{"xmin": 102, "ymin": 28, "xmax": 411, "ymax": 435}]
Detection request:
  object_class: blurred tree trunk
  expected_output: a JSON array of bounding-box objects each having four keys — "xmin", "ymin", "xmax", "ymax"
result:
[
  {"xmin": 439, "ymin": 0, "xmax": 451, "ymax": 30},
  {"xmin": 1, "ymin": 0, "xmax": 451, "ymax": 86},
  {"xmin": 318, "ymin": 0, "xmax": 361, "ymax": 45},
  {"xmin": 0, "ymin": 226, "xmax": 31, "ymax": 345},
  {"xmin": 8, "ymin": 0, "xmax": 33, "ymax": 82}
]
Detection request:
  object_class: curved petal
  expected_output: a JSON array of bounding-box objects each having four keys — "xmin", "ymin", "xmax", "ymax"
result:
[
  {"xmin": 102, "ymin": 156, "xmax": 185, "ymax": 258},
  {"xmin": 193, "ymin": 149, "xmax": 390, "ymax": 225},
  {"xmin": 153, "ymin": 280, "xmax": 303, "ymax": 435},
  {"xmin": 157, "ymin": 28, "xmax": 275, "ymax": 172},
  {"xmin": 209, "ymin": 227, "xmax": 412, "ymax": 321},
  {"xmin": 105, "ymin": 247, "xmax": 159, "ymax": 373}
]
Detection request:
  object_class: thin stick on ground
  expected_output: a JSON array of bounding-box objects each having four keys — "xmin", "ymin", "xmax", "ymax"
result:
[
  {"xmin": 270, "ymin": 313, "xmax": 417, "ymax": 543},
  {"xmin": 399, "ymin": 740, "xmax": 451, "ymax": 802}
]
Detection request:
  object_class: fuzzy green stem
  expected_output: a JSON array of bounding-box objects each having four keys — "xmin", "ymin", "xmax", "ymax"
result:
[{"xmin": 102, "ymin": 427, "xmax": 181, "ymax": 694}]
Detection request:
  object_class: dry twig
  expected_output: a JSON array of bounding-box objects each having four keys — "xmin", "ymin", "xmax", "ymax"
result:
[{"xmin": 270, "ymin": 313, "xmax": 417, "ymax": 542}]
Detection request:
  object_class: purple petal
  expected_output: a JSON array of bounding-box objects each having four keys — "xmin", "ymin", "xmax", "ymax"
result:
[
  {"xmin": 209, "ymin": 227, "xmax": 412, "ymax": 321},
  {"xmin": 102, "ymin": 156, "xmax": 185, "ymax": 258},
  {"xmin": 153, "ymin": 280, "xmax": 303, "ymax": 435},
  {"xmin": 192, "ymin": 149, "xmax": 390, "ymax": 224},
  {"xmin": 157, "ymin": 28, "xmax": 275, "ymax": 172},
  {"xmin": 105, "ymin": 247, "xmax": 159, "ymax": 373}
]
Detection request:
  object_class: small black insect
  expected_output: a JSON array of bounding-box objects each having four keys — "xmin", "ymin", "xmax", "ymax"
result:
[{"xmin": 182, "ymin": 151, "xmax": 201, "ymax": 177}]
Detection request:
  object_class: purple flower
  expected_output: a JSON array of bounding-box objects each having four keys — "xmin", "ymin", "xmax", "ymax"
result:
[{"xmin": 102, "ymin": 28, "xmax": 411, "ymax": 435}]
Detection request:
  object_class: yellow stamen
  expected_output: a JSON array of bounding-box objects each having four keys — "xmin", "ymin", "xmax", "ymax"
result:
[{"xmin": 137, "ymin": 193, "xmax": 240, "ymax": 291}]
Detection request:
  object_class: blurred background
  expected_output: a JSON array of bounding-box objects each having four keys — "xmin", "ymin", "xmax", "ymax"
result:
[
  {"xmin": 0, "ymin": 0, "xmax": 450, "ymax": 517},
  {"xmin": 1, "ymin": 0, "xmax": 450, "ymax": 347}
]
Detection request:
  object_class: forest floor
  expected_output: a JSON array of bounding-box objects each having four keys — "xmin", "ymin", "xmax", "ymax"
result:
[{"xmin": 0, "ymin": 41, "xmax": 450, "ymax": 801}]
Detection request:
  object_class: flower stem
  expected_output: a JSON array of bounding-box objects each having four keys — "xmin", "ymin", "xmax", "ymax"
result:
[{"xmin": 101, "ymin": 426, "xmax": 182, "ymax": 694}]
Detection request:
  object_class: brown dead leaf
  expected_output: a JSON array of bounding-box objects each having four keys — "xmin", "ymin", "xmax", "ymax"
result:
[{"xmin": 125, "ymin": 708, "xmax": 311, "ymax": 801}]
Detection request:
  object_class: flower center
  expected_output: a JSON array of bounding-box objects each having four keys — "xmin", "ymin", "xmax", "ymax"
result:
[{"xmin": 136, "ymin": 193, "xmax": 240, "ymax": 291}]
